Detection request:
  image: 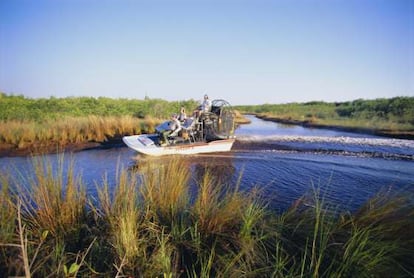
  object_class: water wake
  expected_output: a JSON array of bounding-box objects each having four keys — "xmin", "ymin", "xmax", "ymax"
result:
[
  {"xmin": 234, "ymin": 135, "xmax": 414, "ymax": 160},
  {"xmin": 237, "ymin": 135, "xmax": 414, "ymax": 148}
]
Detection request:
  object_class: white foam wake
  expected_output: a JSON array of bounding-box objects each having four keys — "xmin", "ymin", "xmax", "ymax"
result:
[{"xmin": 236, "ymin": 135, "xmax": 414, "ymax": 149}]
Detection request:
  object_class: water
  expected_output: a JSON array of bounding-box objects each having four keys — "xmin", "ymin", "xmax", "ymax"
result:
[{"xmin": 1, "ymin": 115, "xmax": 413, "ymax": 212}]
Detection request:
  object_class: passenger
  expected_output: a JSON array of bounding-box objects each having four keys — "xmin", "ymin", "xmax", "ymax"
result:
[
  {"xmin": 201, "ymin": 94, "xmax": 212, "ymax": 113},
  {"xmin": 178, "ymin": 106, "xmax": 187, "ymax": 122},
  {"xmin": 160, "ymin": 113, "xmax": 181, "ymax": 146}
]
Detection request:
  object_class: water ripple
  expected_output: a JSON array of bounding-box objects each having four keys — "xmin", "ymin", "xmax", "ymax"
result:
[
  {"xmin": 237, "ymin": 134, "xmax": 414, "ymax": 148},
  {"xmin": 234, "ymin": 135, "xmax": 414, "ymax": 161}
]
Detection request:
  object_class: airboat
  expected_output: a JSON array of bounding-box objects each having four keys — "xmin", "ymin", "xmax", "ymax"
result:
[{"xmin": 122, "ymin": 99, "xmax": 236, "ymax": 156}]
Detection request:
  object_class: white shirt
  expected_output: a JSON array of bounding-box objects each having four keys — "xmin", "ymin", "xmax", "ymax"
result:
[
  {"xmin": 201, "ymin": 98, "xmax": 212, "ymax": 112},
  {"xmin": 169, "ymin": 118, "xmax": 181, "ymax": 131}
]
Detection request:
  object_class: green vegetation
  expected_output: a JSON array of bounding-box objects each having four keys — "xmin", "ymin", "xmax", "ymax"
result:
[
  {"xmin": 1, "ymin": 156, "xmax": 413, "ymax": 277},
  {"xmin": 236, "ymin": 97, "xmax": 414, "ymax": 134},
  {"xmin": 0, "ymin": 92, "xmax": 199, "ymax": 121},
  {"xmin": 1, "ymin": 93, "xmax": 413, "ymax": 153},
  {"xmin": 0, "ymin": 93, "xmax": 249, "ymax": 153},
  {"xmin": 0, "ymin": 93, "xmax": 199, "ymax": 152}
]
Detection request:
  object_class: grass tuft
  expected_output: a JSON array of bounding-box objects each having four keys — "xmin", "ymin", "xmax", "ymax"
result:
[{"xmin": 0, "ymin": 155, "xmax": 413, "ymax": 276}]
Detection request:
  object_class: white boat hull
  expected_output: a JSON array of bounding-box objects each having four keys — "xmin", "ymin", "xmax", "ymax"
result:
[{"xmin": 122, "ymin": 134, "xmax": 235, "ymax": 156}]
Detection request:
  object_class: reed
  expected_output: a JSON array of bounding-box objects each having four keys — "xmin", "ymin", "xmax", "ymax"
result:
[
  {"xmin": 0, "ymin": 174, "xmax": 17, "ymax": 276},
  {"xmin": 97, "ymin": 167, "xmax": 145, "ymax": 274},
  {"xmin": 266, "ymin": 186, "xmax": 414, "ymax": 277},
  {"xmin": 0, "ymin": 115, "xmax": 160, "ymax": 149},
  {"xmin": 332, "ymin": 189, "xmax": 414, "ymax": 277},
  {"xmin": 188, "ymin": 166, "xmax": 271, "ymax": 276},
  {"xmin": 139, "ymin": 157, "xmax": 190, "ymax": 225},
  {"xmin": 192, "ymin": 169, "xmax": 251, "ymax": 240},
  {"xmin": 0, "ymin": 174, "xmax": 15, "ymax": 244},
  {"xmin": 138, "ymin": 158, "xmax": 191, "ymax": 276},
  {"xmin": 0, "ymin": 154, "xmax": 93, "ymax": 277},
  {"xmin": 0, "ymin": 155, "xmax": 413, "ymax": 276},
  {"xmin": 17, "ymin": 155, "xmax": 87, "ymax": 239}
]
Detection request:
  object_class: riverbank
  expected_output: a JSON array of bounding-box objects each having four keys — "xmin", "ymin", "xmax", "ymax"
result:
[
  {"xmin": 0, "ymin": 142, "xmax": 102, "ymax": 157},
  {"xmin": 1, "ymin": 118, "xmax": 412, "ymax": 158},
  {"xmin": 0, "ymin": 113, "xmax": 250, "ymax": 157},
  {"xmin": 0, "ymin": 115, "xmax": 158, "ymax": 157},
  {"xmin": 2, "ymin": 113, "xmax": 412, "ymax": 158},
  {"xmin": 254, "ymin": 114, "xmax": 414, "ymax": 140},
  {"xmin": 235, "ymin": 98, "xmax": 414, "ymax": 140}
]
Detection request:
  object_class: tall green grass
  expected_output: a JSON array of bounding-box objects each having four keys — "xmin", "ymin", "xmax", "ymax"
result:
[
  {"xmin": 0, "ymin": 154, "xmax": 91, "ymax": 276},
  {"xmin": 0, "ymin": 156, "xmax": 413, "ymax": 277}
]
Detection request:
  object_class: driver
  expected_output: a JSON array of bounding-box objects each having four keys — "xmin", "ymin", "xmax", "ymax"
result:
[
  {"xmin": 201, "ymin": 94, "xmax": 212, "ymax": 113},
  {"xmin": 160, "ymin": 113, "xmax": 181, "ymax": 145}
]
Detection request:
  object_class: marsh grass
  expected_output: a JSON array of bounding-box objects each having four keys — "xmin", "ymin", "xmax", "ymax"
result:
[
  {"xmin": 269, "ymin": 187, "xmax": 414, "ymax": 277},
  {"xmin": 0, "ymin": 154, "xmax": 93, "ymax": 277},
  {"xmin": 0, "ymin": 115, "xmax": 160, "ymax": 149},
  {"xmin": 139, "ymin": 158, "xmax": 190, "ymax": 225},
  {"xmin": 0, "ymin": 155, "xmax": 413, "ymax": 277},
  {"xmin": 19, "ymin": 155, "xmax": 87, "ymax": 239},
  {"xmin": 97, "ymin": 169, "xmax": 145, "ymax": 274},
  {"xmin": 236, "ymin": 97, "xmax": 414, "ymax": 134},
  {"xmin": 0, "ymin": 173, "xmax": 15, "ymax": 243}
]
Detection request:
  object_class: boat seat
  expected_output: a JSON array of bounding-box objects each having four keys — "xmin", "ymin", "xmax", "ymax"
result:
[{"xmin": 181, "ymin": 118, "xmax": 199, "ymax": 142}]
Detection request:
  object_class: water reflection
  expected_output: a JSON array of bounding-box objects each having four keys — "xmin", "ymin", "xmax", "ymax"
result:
[
  {"xmin": 190, "ymin": 154, "xmax": 236, "ymax": 186},
  {"xmin": 128, "ymin": 153, "xmax": 236, "ymax": 188},
  {"xmin": 237, "ymin": 115, "xmax": 381, "ymax": 138}
]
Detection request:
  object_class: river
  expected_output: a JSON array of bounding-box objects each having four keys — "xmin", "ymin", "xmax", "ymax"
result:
[{"xmin": 1, "ymin": 115, "xmax": 413, "ymax": 212}]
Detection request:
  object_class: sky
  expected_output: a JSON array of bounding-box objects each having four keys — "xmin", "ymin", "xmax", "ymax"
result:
[{"xmin": 0, "ymin": 0, "xmax": 413, "ymax": 105}]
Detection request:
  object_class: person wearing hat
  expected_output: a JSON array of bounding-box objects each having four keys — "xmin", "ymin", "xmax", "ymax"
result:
[{"xmin": 160, "ymin": 113, "xmax": 182, "ymax": 145}]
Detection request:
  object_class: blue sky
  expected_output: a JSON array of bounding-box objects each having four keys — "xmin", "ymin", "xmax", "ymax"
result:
[{"xmin": 0, "ymin": 0, "xmax": 413, "ymax": 105}]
